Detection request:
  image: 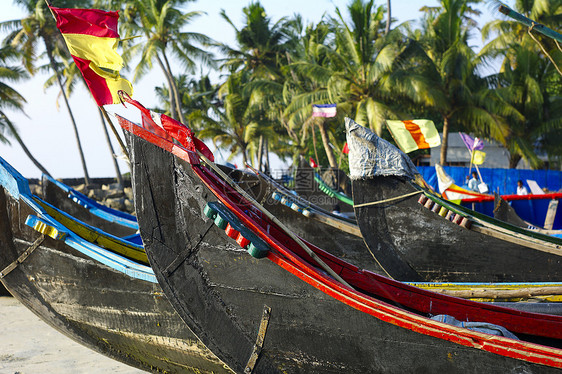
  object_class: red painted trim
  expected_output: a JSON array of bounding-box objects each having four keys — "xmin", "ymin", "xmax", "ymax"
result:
[
  {"xmin": 463, "ymin": 192, "xmax": 562, "ymax": 203},
  {"xmin": 119, "ymin": 118, "xmax": 562, "ymax": 368},
  {"xmin": 116, "ymin": 115, "xmax": 199, "ymax": 164}
]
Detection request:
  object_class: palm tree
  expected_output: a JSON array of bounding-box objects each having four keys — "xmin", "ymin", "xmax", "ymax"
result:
[
  {"xmin": 480, "ymin": 0, "xmax": 562, "ymax": 168},
  {"xmin": 496, "ymin": 43, "xmax": 562, "ymax": 168},
  {"xmin": 120, "ymin": 0, "xmax": 215, "ymax": 124},
  {"xmin": 0, "ymin": 45, "xmax": 50, "ymax": 175},
  {"xmin": 281, "ymin": 0, "xmax": 440, "ymax": 171},
  {"xmin": 45, "ymin": 61, "xmax": 125, "ymax": 186},
  {"xmin": 326, "ymin": 0, "xmax": 448, "ymax": 136},
  {"xmin": 3, "ymin": 0, "xmax": 92, "ymax": 184},
  {"xmin": 414, "ymin": 0, "xmax": 510, "ymax": 165},
  {"xmin": 154, "ymin": 73, "xmax": 219, "ymax": 130},
  {"xmin": 281, "ymin": 19, "xmax": 342, "ymax": 168},
  {"xmin": 217, "ymin": 1, "xmax": 295, "ymax": 80},
  {"xmin": 218, "ymin": 1, "xmax": 296, "ymax": 170},
  {"xmin": 198, "ymin": 71, "xmax": 258, "ymax": 167}
]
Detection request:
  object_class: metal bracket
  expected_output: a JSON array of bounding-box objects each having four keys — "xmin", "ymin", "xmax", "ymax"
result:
[
  {"xmin": 244, "ymin": 305, "xmax": 272, "ymax": 373},
  {"xmin": 0, "ymin": 235, "xmax": 45, "ymax": 279},
  {"xmin": 163, "ymin": 221, "xmax": 215, "ymax": 277}
]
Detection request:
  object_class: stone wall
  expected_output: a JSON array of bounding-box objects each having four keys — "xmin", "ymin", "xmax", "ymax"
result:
[{"xmin": 29, "ymin": 177, "xmax": 136, "ymax": 215}]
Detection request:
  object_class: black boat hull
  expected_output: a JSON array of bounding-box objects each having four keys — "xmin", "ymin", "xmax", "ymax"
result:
[
  {"xmin": 0, "ymin": 188, "xmax": 230, "ymax": 374},
  {"xmin": 130, "ymin": 133, "xmax": 558, "ymax": 373},
  {"xmin": 353, "ymin": 176, "xmax": 562, "ymax": 282}
]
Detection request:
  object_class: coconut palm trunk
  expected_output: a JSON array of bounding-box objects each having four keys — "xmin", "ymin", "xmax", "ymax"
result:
[
  {"xmin": 161, "ymin": 51, "xmax": 186, "ymax": 124},
  {"xmin": 440, "ymin": 116, "xmax": 450, "ymax": 165},
  {"xmin": 264, "ymin": 138, "xmax": 270, "ymax": 174},
  {"xmin": 43, "ymin": 37, "xmax": 90, "ymax": 185},
  {"xmin": 257, "ymin": 135, "xmax": 264, "ymax": 171},
  {"xmin": 241, "ymin": 146, "xmax": 249, "ymax": 167},
  {"xmin": 385, "ymin": 0, "xmax": 391, "ymax": 34},
  {"xmin": 97, "ymin": 108, "xmax": 123, "ymax": 188},
  {"xmin": 318, "ymin": 119, "xmax": 338, "ymax": 168},
  {"xmin": 509, "ymin": 153, "xmax": 522, "ymax": 169},
  {"xmin": 6, "ymin": 121, "xmax": 50, "ymax": 176},
  {"xmin": 155, "ymin": 54, "xmax": 178, "ymax": 120}
]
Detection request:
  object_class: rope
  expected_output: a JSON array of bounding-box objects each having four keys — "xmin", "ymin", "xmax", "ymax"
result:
[
  {"xmin": 528, "ymin": 24, "xmax": 562, "ymax": 77},
  {"xmin": 353, "ymin": 190, "xmax": 422, "ymax": 208}
]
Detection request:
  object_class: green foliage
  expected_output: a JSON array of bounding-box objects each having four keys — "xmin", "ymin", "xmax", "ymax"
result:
[
  {"xmin": 481, "ymin": 0, "xmax": 562, "ymax": 168},
  {"xmin": 6, "ymin": 0, "xmax": 562, "ymax": 171},
  {"xmin": 0, "ymin": 45, "xmax": 27, "ymax": 144}
]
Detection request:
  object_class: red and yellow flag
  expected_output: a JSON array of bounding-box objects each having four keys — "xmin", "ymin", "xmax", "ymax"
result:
[
  {"xmin": 386, "ymin": 119, "xmax": 441, "ymax": 153},
  {"xmin": 50, "ymin": 6, "xmax": 133, "ymax": 106}
]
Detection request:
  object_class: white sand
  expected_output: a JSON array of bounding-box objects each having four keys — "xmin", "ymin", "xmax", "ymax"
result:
[{"xmin": 0, "ymin": 296, "xmax": 146, "ymax": 373}]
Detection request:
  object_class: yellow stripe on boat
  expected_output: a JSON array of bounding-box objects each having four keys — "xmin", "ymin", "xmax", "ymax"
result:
[{"xmin": 34, "ymin": 198, "xmax": 148, "ymax": 264}]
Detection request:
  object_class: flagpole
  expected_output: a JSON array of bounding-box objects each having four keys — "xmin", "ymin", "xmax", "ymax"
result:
[
  {"xmin": 337, "ymin": 144, "xmax": 344, "ymax": 168},
  {"xmin": 498, "ymin": 5, "xmax": 562, "ymax": 43},
  {"xmin": 468, "ymin": 148, "xmax": 474, "ymax": 176},
  {"xmin": 474, "ymin": 162, "xmax": 485, "ymax": 187},
  {"xmin": 311, "ymin": 123, "xmax": 320, "ymax": 170},
  {"xmin": 100, "ymin": 106, "xmax": 130, "ymax": 162}
]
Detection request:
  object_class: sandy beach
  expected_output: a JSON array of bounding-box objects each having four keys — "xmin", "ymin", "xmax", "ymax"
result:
[{"xmin": 0, "ymin": 296, "xmax": 146, "ymax": 374}]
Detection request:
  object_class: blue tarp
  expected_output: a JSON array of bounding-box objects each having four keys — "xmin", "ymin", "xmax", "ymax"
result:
[{"xmin": 418, "ymin": 166, "xmax": 562, "ymax": 195}]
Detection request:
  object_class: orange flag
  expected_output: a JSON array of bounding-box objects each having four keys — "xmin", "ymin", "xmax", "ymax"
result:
[
  {"xmin": 386, "ymin": 120, "xmax": 441, "ymax": 153},
  {"xmin": 50, "ymin": 6, "xmax": 133, "ymax": 106}
]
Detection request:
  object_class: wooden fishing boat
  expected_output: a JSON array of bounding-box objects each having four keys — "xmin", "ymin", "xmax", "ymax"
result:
[
  {"xmin": 462, "ymin": 192, "xmax": 562, "ymax": 231},
  {"xmin": 263, "ymin": 159, "xmax": 562, "ymax": 301},
  {"xmin": 348, "ymin": 118, "xmax": 562, "ymax": 282},
  {"xmin": 41, "ymin": 174, "xmax": 138, "ymax": 235},
  {"xmin": 294, "ymin": 160, "xmax": 354, "ymax": 213},
  {"xmin": 232, "ymin": 167, "xmax": 384, "ymax": 274},
  {"xmin": 120, "ymin": 95, "xmax": 381, "ymax": 274},
  {"xmin": 434, "ymin": 163, "xmax": 562, "ymax": 230},
  {"xmin": 0, "ymin": 174, "xmax": 139, "ymax": 297},
  {"xmin": 33, "ymin": 195, "xmax": 146, "ymax": 263},
  {"xmin": 122, "ymin": 114, "xmax": 562, "ymax": 373},
  {"xmin": 0, "ymin": 156, "xmax": 230, "ymax": 373},
  {"xmin": 314, "ymin": 172, "xmax": 354, "ymax": 208}
]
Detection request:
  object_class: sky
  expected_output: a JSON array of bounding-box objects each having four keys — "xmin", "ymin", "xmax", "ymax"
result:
[{"xmin": 0, "ymin": 0, "xmax": 503, "ymax": 180}]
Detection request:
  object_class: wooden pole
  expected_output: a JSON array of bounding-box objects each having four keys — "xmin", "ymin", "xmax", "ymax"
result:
[
  {"xmin": 431, "ymin": 285, "xmax": 562, "ymax": 300},
  {"xmin": 97, "ymin": 108, "xmax": 124, "ymax": 187},
  {"xmin": 468, "ymin": 149, "xmax": 474, "ymax": 176},
  {"xmin": 311, "ymin": 125, "xmax": 320, "ymax": 170},
  {"xmin": 498, "ymin": 5, "xmax": 562, "ymax": 43},
  {"xmin": 100, "ymin": 106, "xmax": 130, "ymax": 163},
  {"xmin": 474, "ymin": 162, "xmax": 484, "ymax": 186}
]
